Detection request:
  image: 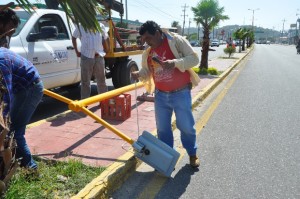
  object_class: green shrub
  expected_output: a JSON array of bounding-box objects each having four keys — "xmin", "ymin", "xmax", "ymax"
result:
[
  {"xmin": 199, "ymin": 68, "xmax": 208, "ymax": 75},
  {"xmin": 207, "ymin": 67, "xmax": 218, "ymax": 75},
  {"xmin": 223, "ymin": 46, "xmax": 236, "ymax": 58},
  {"xmin": 193, "ymin": 67, "xmax": 219, "ymax": 75},
  {"xmin": 192, "ymin": 67, "xmax": 200, "ymax": 73}
]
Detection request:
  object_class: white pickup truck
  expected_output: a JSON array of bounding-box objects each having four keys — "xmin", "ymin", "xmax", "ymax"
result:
[
  {"xmin": 10, "ymin": 6, "xmax": 144, "ymax": 89},
  {"xmin": 10, "ymin": 8, "xmax": 81, "ymax": 89}
]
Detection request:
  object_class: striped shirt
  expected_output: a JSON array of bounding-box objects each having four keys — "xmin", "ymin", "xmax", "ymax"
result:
[
  {"xmin": 0, "ymin": 47, "xmax": 40, "ymax": 118},
  {"xmin": 72, "ymin": 23, "xmax": 108, "ymax": 58}
]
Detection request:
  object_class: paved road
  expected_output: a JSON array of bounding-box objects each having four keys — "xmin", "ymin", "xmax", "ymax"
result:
[{"xmin": 112, "ymin": 44, "xmax": 300, "ymax": 198}]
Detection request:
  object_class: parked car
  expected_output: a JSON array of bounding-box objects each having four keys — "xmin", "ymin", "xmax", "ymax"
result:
[
  {"xmin": 211, "ymin": 39, "xmax": 220, "ymax": 47},
  {"xmin": 234, "ymin": 40, "xmax": 240, "ymax": 46},
  {"xmin": 219, "ymin": 40, "xmax": 226, "ymax": 45},
  {"xmin": 189, "ymin": 40, "xmax": 200, "ymax": 47}
]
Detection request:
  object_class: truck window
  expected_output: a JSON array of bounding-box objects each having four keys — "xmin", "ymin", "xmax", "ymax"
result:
[
  {"xmin": 30, "ymin": 14, "xmax": 69, "ymax": 40},
  {"xmin": 13, "ymin": 11, "xmax": 31, "ymax": 36}
]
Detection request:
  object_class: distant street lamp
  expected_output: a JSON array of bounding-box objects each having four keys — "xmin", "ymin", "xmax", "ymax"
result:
[
  {"xmin": 297, "ymin": 10, "xmax": 300, "ymax": 39},
  {"xmin": 248, "ymin": 8, "xmax": 259, "ymax": 31}
]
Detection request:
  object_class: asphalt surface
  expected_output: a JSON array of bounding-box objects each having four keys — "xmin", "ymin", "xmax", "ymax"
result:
[{"xmin": 112, "ymin": 44, "xmax": 300, "ymax": 199}]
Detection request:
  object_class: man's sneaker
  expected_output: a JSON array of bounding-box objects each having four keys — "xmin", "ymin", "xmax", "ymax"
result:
[{"xmin": 189, "ymin": 155, "xmax": 200, "ymax": 168}]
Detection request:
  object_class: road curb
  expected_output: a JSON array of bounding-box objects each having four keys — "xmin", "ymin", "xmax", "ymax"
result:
[{"xmin": 72, "ymin": 47, "xmax": 253, "ymax": 199}]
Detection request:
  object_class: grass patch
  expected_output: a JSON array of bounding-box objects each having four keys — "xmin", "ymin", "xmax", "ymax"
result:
[
  {"xmin": 207, "ymin": 67, "xmax": 218, "ymax": 75},
  {"xmin": 4, "ymin": 158, "xmax": 105, "ymax": 199},
  {"xmin": 192, "ymin": 67, "xmax": 221, "ymax": 75},
  {"xmin": 220, "ymin": 56, "xmax": 239, "ymax": 59}
]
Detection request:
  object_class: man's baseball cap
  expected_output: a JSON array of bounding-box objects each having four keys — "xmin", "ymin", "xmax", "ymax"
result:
[{"xmin": 0, "ymin": 2, "xmax": 14, "ymax": 12}]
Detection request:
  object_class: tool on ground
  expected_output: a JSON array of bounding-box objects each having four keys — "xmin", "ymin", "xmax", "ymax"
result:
[
  {"xmin": 133, "ymin": 131, "xmax": 179, "ymax": 176},
  {"xmin": 44, "ymin": 84, "xmax": 180, "ymax": 177},
  {"xmin": 136, "ymin": 92, "xmax": 155, "ymax": 102}
]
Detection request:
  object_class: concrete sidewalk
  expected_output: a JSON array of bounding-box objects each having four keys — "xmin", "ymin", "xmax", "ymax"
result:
[{"xmin": 26, "ymin": 49, "xmax": 251, "ymax": 198}]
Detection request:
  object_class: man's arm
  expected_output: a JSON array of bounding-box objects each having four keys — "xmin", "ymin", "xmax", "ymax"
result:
[
  {"xmin": 102, "ymin": 37, "xmax": 110, "ymax": 53},
  {"xmin": 0, "ymin": 62, "xmax": 12, "ymax": 123},
  {"xmin": 169, "ymin": 34, "xmax": 199, "ymax": 72},
  {"xmin": 71, "ymin": 36, "xmax": 81, "ymax": 57}
]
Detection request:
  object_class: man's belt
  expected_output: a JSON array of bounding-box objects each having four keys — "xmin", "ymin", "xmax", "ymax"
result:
[{"xmin": 157, "ymin": 83, "xmax": 192, "ymax": 93}]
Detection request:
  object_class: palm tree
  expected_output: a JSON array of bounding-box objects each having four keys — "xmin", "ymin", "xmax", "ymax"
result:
[
  {"xmin": 14, "ymin": 0, "xmax": 104, "ymax": 32},
  {"xmin": 192, "ymin": 0, "xmax": 229, "ymax": 69},
  {"xmin": 241, "ymin": 28, "xmax": 253, "ymax": 51},
  {"xmin": 248, "ymin": 30, "xmax": 255, "ymax": 47},
  {"xmin": 233, "ymin": 28, "xmax": 244, "ymax": 53},
  {"xmin": 171, "ymin": 21, "xmax": 179, "ymax": 28}
]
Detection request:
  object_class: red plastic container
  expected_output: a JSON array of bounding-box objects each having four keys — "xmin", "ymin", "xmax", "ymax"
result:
[{"xmin": 101, "ymin": 94, "xmax": 131, "ymax": 120}]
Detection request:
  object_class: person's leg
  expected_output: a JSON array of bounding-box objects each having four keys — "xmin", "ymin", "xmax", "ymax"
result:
[
  {"xmin": 10, "ymin": 81, "xmax": 44, "ymax": 168},
  {"xmin": 94, "ymin": 57, "xmax": 107, "ymax": 94},
  {"xmin": 80, "ymin": 55, "xmax": 94, "ymax": 99},
  {"xmin": 154, "ymin": 90, "xmax": 174, "ymax": 148},
  {"xmin": 172, "ymin": 88, "xmax": 197, "ymax": 156}
]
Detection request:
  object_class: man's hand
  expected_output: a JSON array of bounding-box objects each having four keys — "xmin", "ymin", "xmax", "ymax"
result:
[
  {"xmin": 161, "ymin": 60, "xmax": 175, "ymax": 70},
  {"xmin": 75, "ymin": 51, "xmax": 81, "ymax": 57},
  {"xmin": 131, "ymin": 71, "xmax": 140, "ymax": 81}
]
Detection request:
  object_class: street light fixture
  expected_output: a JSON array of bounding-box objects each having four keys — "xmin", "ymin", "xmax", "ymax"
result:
[
  {"xmin": 297, "ymin": 10, "xmax": 300, "ymax": 39},
  {"xmin": 248, "ymin": 8, "xmax": 260, "ymax": 31}
]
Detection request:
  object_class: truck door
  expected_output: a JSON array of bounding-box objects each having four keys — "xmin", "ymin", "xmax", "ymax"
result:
[{"xmin": 23, "ymin": 13, "xmax": 80, "ymax": 89}]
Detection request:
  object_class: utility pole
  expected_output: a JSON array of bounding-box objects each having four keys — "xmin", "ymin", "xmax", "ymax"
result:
[
  {"xmin": 248, "ymin": 8, "xmax": 259, "ymax": 31},
  {"xmin": 125, "ymin": 0, "xmax": 128, "ymax": 20},
  {"xmin": 282, "ymin": 19, "xmax": 286, "ymax": 37},
  {"xmin": 188, "ymin": 18, "xmax": 191, "ymax": 40},
  {"xmin": 198, "ymin": 24, "xmax": 200, "ymax": 41},
  {"xmin": 297, "ymin": 9, "xmax": 300, "ymax": 40},
  {"xmin": 181, "ymin": 4, "xmax": 188, "ymax": 36},
  {"xmin": 272, "ymin": 26, "xmax": 276, "ymax": 42}
]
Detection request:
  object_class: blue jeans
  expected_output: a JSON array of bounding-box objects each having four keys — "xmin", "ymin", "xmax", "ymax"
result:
[
  {"xmin": 10, "ymin": 81, "xmax": 44, "ymax": 169},
  {"xmin": 154, "ymin": 87, "xmax": 197, "ymax": 156}
]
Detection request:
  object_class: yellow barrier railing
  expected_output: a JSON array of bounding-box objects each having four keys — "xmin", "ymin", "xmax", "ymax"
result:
[{"xmin": 43, "ymin": 82, "xmax": 144, "ymax": 145}]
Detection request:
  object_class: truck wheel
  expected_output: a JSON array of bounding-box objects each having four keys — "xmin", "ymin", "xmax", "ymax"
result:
[
  {"xmin": 120, "ymin": 60, "xmax": 139, "ymax": 87},
  {"xmin": 112, "ymin": 65, "xmax": 121, "ymax": 88}
]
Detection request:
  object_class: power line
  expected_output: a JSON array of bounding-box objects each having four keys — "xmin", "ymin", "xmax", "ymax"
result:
[
  {"xmin": 131, "ymin": 0, "xmax": 181, "ymax": 22},
  {"xmin": 143, "ymin": 0, "xmax": 181, "ymax": 21}
]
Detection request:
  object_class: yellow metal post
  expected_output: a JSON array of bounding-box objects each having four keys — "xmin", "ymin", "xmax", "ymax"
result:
[
  {"xmin": 43, "ymin": 82, "xmax": 144, "ymax": 145},
  {"xmin": 80, "ymin": 107, "xmax": 134, "ymax": 145},
  {"xmin": 68, "ymin": 82, "xmax": 143, "ymax": 111}
]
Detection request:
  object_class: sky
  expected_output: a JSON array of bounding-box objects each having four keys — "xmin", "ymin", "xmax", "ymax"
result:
[
  {"xmin": 2, "ymin": 0, "xmax": 300, "ymax": 31},
  {"xmin": 122, "ymin": 0, "xmax": 299, "ymax": 31}
]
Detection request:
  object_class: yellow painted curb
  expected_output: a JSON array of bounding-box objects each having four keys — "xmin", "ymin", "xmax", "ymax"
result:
[
  {"xmin": 27, "ymin": 110, "xmax": 72, "ymax": 129},
  {"xmin": 72, "ymin": 150, "xmax": 140, "ymax": 199}
]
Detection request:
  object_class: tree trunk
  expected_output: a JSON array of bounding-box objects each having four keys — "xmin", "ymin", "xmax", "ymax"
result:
[{"xmin": 200, "ymin": 26, "xmax": 210, "ymax": 69}]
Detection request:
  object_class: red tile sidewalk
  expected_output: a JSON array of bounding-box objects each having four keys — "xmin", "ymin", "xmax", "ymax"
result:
[{"xmin": 26, "ymin": 52, "xmax": 247, "ymax": 168}]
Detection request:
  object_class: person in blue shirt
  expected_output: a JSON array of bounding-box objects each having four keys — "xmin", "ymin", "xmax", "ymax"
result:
[{"xmin": 0, "ymin": 5, "xmax": 44, "ymax": 169}]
